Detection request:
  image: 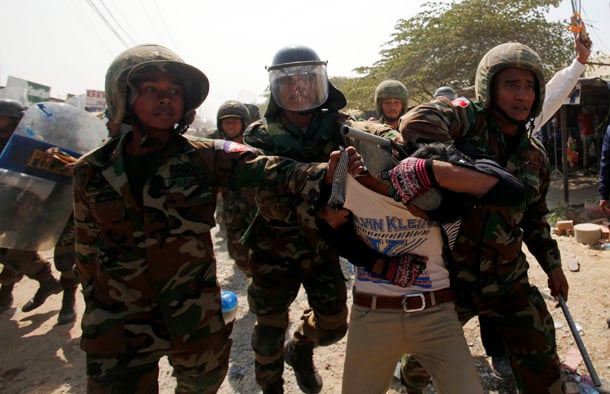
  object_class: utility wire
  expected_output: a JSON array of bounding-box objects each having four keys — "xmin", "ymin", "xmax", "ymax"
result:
[
  {"xmin": 152, "ymin": 0, "xmax": 176, "ymax": 48},
  {"xmin": 97, "ymin": 0, "xmax": 138, "ymax": 46},
  {"xmin": 138, "ymin": 0, "xmax": 167, "ymax": 45},
  {"xmin": 580, "ymin": 7, "xmax": 610, "ymax": 54},
  {"xmin": 84, "ymin": 0, "xmax": 130, "ymax": 48},
  {"xmin": 72, "ymin": 0, "xmax": 115, "ymax": 58}
]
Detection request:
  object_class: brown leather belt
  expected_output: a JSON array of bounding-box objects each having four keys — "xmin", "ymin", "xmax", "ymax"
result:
[{"xmin": 353, "ymin": 288, "xmax": 456, "ymax": 312}]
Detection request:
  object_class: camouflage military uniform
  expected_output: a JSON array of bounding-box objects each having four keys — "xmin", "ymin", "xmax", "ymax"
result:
[
  {"xmin": 206, "ymin": 129, "xmax": 258, "ymax": 276},
  {"xmin": 0, "ymin": 134, "xmax": 64, "ymax": 313},
  {"xmin": 243, "ymin": 110, "xmax": 350, "ymax": 389},
  {"xmin": 73, "ymin": 132, "xmax": 327, "ymax": 393},
  {"xmin": 399, "ymin": 96, "xmax": 565, "ymax": 392},
  {"xmin": 374, "ymin": 79, "xmax": 409, "ymax": 128}
]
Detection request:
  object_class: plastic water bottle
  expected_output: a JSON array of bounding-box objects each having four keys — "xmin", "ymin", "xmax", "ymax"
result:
[{"xmin": 221, "ymin": 290, "xmax": 238, "ymax": 322}]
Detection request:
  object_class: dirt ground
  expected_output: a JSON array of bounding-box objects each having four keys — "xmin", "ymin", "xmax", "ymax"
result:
[{"xmin": 1, "ymin": 193, "xmax": 609, "ymax": 393}]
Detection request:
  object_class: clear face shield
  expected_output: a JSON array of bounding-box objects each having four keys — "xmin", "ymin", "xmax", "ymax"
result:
[{"xmin": 269, "ymin": 64, "xmax": 329, "ymax": 112}]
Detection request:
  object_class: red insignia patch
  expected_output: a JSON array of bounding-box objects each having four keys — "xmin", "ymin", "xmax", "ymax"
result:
[
  {"xmin": 451, "ymin": 97, "xmax": 470, "ymax": 108},
  {"xmin": 222, "ymin": 141, "xmax": 254, "ymax": 153}
]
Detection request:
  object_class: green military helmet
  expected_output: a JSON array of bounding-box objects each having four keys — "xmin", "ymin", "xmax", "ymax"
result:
[
  {"xmin": 374, "ymin": 79, "xmax": 408, "ymax": 118},
  {"xmin": 475, "ymin": 42, "xmax": 545, "ymax": 118},
  {"xmin": 244, "ymin": 103, "xmax": 261, "ymax": 124},
  {"xmin": 105, "ymin": 44, "xmax": 209, "ymax": 130},
  {"xmin": 216, "ymin": 100, "xmax": 249, "ymax": 132}
]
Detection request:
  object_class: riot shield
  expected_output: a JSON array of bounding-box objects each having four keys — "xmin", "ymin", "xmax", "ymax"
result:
[{"xmin": 0, "ymin": 102, "xmax": 107, "ymax": 251}]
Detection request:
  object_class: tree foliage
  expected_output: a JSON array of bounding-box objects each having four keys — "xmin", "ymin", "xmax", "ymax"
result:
[{"xmin": 340, "ymin": 0, "xmax": 573, "ymax": 115}]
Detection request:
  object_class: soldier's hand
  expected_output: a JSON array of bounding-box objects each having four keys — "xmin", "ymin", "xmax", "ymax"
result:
[
  {"xmin": 548, "ymin": 267, "xmax": 569, "ymax": 303},
  {"xmin": 43, "ymin": 146, "xmax": 77, "ymax": 175},
  {"xmin": 317, "ymin": 206, "xmax": 350, "ymax": 229},
  {"xmin": 326, "ymin": 146, "xmax": 364, "ymax": 185}
]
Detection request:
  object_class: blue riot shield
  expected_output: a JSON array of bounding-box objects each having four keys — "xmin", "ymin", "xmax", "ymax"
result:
[{"xmin": 0, "ymin": 102, "xmax": 107, "ymax": 250}]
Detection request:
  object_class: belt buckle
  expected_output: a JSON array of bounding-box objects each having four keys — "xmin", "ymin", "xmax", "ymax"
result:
[{"xmin": 402, "ymin": 293, "xmax": 426, "ymax": 312}]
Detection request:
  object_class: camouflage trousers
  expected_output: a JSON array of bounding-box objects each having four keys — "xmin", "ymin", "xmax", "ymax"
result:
[
  {"xmin": 0, "ymin": 215, "xmax": 77, "ymax": 286},
  {"xmin": 247, "ymin": 246, "xmax": 348, "ymax": 389},
  {"xmin": 401, "ymin": 286, "xmax": 565, "ymax": 393},
  {"xmin": 225, "ymin": 226, "xmax": 251, "ymax": 276},
  {"xmin": 85, "ymin": 314, "xmax": 233, "ymax": 394},
  {"xmin": 0, "ymin": 248, "xmax": 49, "ymax": 284}
]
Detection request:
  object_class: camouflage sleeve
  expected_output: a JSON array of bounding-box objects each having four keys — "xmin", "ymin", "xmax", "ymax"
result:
[
  {"xmin": 520, "ymin": 153, "xmax": 562, "ymax": 274},
  {"xmin": 242, "ymin": 120, "xmax": 285, "ymax": 155},
  {"xmin": 230, "ymin": 153, "xmax": 328, "ymax": 209},
  {"xmin": 398, "ymin": 97, "xmax": 479, "ymax": 145},
  {"xmin": 205, "ymin": 140, "xmax": 329, "ymax": 213},
  {"xmin": 343, "ymin": 119, "xmax": 400, "ymax": 140},
  {"xmin": 72, "ymin": 163, "xmax": 100, "ymax": 286}
]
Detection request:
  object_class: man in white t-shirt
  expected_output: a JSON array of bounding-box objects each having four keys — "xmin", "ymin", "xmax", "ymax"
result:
[{"xmin": 318, "ymin": 150, "xmax": 526, "ymax": 393}]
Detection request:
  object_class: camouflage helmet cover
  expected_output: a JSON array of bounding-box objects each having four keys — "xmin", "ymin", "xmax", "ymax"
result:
[
  {"xmin": 475, "ymin": 42, "xmax": 545, "ymax": 118},
  {"xmin": 216, "ymin": 100, "xmax": 249, "ymax": 131},
  {"xmin": 374, "ymin": 79, "xmax": 408, "ymax": 118},
  {"xmin": 0, "ymin": 99, "xmax": 26, "ymax": 120},
  {"xmin": 105, "ymin": 44, "xmax": 209, "ymax": 128}
]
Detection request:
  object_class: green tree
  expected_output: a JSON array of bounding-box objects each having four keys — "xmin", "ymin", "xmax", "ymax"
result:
[{"xmin": 341, "ymin": 0, "xmax": 573, "ymax": 113}]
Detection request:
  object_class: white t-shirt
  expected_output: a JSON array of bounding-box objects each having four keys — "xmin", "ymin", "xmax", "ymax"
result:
[{"xmin": 343, "ymin": 175, "xmax": 450, "ymax": 297}]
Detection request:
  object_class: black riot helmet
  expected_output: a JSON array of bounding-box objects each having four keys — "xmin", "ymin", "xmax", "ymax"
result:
[
  {"xmin": 0, "ymin": 99, "xmax": 26, "ymax": 120},
  {"xmin": 0, "ymin": 99, "xmax": 26, "ymax": 135},
  {"xmin": 265, "ymin": 45, "xmax": 346, "ymax": 117}
]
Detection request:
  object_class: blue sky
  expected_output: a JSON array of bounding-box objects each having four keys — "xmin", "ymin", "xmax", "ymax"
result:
[{"xmin": 0, "ymin": 0, "xmax": 608, "ymax": 121}]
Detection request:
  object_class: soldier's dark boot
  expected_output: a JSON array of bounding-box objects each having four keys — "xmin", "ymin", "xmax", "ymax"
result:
[
  {"xmin": 262, "ymin": 379, "xmax": 284, "ymax": 394},
  {"xmin": 22, "ymin": 265, "xmax": 62, "ymax": 312},
  {"xmin": 0, "ymin": 283, "xmax": 15, "ymax": 313},
  {"xmin": 57, "ymin": 279, "xmax": 77, "ymax": 325},
  {"xmin": 283, "ymin": 340, "xmax": 322, "ymax": 394}
]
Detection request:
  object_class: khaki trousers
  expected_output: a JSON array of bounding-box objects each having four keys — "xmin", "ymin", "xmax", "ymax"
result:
[{"xmin": 342, "ymin": 301, "xmax": 483, "ymax": 394}]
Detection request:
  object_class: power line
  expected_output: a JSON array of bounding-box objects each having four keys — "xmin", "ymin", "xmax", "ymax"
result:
[
  {"xmin": 152, "ymin": 0, "xmax": 176, "ymax": 48},
  {"xmin": 97, "ymin": 0, "xmax": 138, "ymax": 46},
  {"xmin": 580, "ymin": 7, "xmax": 610, "ymax": 54},
  {"xmin": 72, "ymin": 0, "xmax": 115, "ymax": 58},
  {"xmin": 137, "ymin": 0, "xmax": 167, "ymax": 45},
  {"xmin": 84, "ymin": 0, "xmax": 130, "ymax": 48}
]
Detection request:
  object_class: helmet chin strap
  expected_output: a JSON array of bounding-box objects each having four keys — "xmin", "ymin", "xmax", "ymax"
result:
[
  {"xmin": 296, "ymin": 108, "xmax": 318, "ymax": 116},
  {"xmin": 383, "ymin": 115, "xmax": 399, "ymax": 123},
  {"xmin": 0, "ymin": 119, "xmax": 18, "ymax": 135},
  {"xmin": 127, "ymin": 107, "xmax": 185, "ymax": 147},
  {"xmin": 491, "ymin": 105, "xmax": 522, "ymax": 126},
  {"xmin": 222, "ymin": 130, "xmax": 244, "ymax": 141}
]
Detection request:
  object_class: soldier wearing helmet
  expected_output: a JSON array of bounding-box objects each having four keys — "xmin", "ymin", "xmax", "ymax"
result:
[
  {"xmin": 208, "ymin": 100, "xmax": 257, "ymax": 276},
  {"xmin": 211, "ymin": 100, "xmax": 251, "ymax": 142},
  {"xmin": 433, "ymin": 86, "xmax": 457, "ymax": 101},
  {"xmin": 398, "ymin": 36, "xmax": 592, "ymax": 393},
  {"xmin": 0, "ymin": 99, "xmax": 65, "ymax": 317},
  {"xmin": 243, "ymin": 45, "xmax": 350, "ymax": 394},
  {"xmin": 374, "ymin": 79, "xmax": 408, "ymax": 130},
  {"xmin": 73, "ymin": 44, "xmax": 360, "ymax": 393}
]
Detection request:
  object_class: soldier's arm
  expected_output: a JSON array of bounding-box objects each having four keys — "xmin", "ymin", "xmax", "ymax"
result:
[
  {"xmin": 227, "ymin": 146, "xmax": 363, "ymax": 209},
  {"xmin": 72, "ymin": 165, "xmax": 100, "ymax": 286},
  {"xmin": 520, "ymin": 155, "xmax": 568, "ymax": 299},
  {"xmin": 398, "ymin": 98, "xmax": 474, "ymax": 145}
]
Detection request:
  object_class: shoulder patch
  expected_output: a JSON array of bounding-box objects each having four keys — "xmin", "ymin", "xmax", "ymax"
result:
[
  {"xmin": 214, "ymin": 139, "xmax": 257, "ymax": 153},
  {"xmin": 451, "ymin": 97, "xmax": 470, "ymax": 108}
]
